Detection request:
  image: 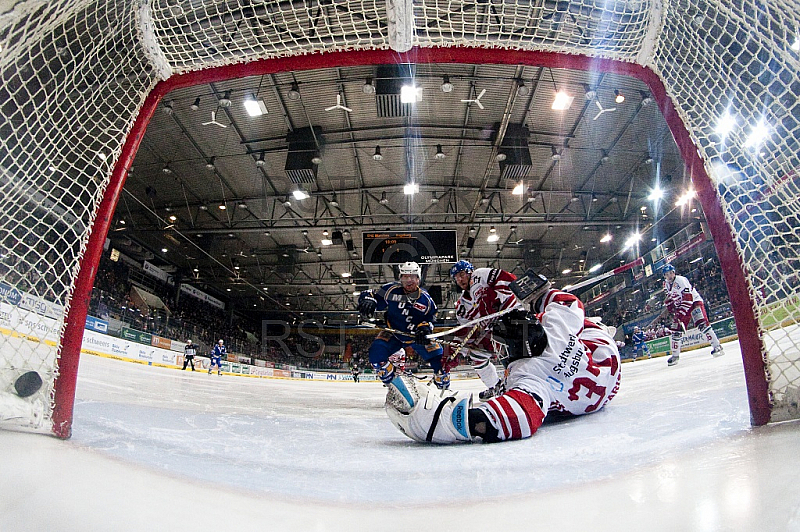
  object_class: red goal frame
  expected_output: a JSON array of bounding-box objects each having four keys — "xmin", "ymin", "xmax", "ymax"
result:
[{"xmin": 53, "ymin": 47, "xmax": 769, "ymax": 438}]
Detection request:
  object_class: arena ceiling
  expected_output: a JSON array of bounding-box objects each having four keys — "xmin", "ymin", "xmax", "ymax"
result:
[{"xmin": 113, "ymin": 61, "xmax": 702, "ymax": 319}]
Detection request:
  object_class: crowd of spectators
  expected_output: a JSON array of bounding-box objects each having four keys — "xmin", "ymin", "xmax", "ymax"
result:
[{"xmin": 89, "ymin": 254, "xmax": 261, "ymax": 356}]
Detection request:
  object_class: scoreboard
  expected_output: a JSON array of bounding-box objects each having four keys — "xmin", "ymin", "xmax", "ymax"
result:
[{"xmin": 361, "ymin": 230, "xmax": 457, "ymax": 265}]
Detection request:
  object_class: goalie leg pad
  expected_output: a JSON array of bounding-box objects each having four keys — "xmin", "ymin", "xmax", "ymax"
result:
[
  {"xmin": 386, "ymin": 376, "xmax": 473, "ymax": 444},
  {"xmin": 475, "ymin": 389, "xmax": 545, "ymax": 441}
]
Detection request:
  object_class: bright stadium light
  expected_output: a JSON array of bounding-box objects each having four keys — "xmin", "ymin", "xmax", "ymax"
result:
[
  {"xmin": 648, "ymin": 187, "xmax": 664, "ymax": 201},
  {"xmin": 404, "ymin": 183, "xmax": 419, "ymax": 195}
]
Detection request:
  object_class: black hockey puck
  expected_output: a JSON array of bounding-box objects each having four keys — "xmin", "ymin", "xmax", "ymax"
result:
[{"xmin": 14, "ymin": 371, "xmax": 43, "ymax": 398}]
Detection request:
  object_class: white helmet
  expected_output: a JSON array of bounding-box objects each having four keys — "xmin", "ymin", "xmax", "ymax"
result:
[
  {"xmin": 398, "ymin": 261, "xmax": 421, "ymax": 278},
  {"xmin": 218, "ymin": 339, "xmax": 224, "ymax": 345}
]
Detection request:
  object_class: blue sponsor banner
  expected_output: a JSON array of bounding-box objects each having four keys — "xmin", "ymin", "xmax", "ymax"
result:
[
  {"xmin": 85, "ymin": 315, "xmax": 109, "ymax": 333},
  {"xmin": 0, "ymin": 282, "xmax": 22, "ymax": 306}
]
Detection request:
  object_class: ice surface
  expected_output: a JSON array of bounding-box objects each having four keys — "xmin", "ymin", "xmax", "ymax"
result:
[{"xmin": 1, "ymin": 339, "xmax": 799, "ymax": 532}]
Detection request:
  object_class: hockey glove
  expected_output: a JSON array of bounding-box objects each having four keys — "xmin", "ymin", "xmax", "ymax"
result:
[
  {"xmin": 415, "ymin": 323, "xmax": 432, "ymax": 345},
  {"xmin": 358, "ymin": 293, "xmax": 377, "ymax": 319}
]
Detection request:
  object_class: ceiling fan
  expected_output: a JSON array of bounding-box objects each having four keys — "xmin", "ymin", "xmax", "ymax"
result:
[
  {"xmin": 325, "ymin": 94, "xmax": 352, "ymax": 113},
  {"xmin": 460, "ymin": 88, "xmax": 486, "ymax": 109},
  {"xmin": 202, "ymin": 107, "xmax": 229, "ymax": 128},
  {"xmin": 593, "ymin": 99, "xmax": 616, "ymax": 120}
]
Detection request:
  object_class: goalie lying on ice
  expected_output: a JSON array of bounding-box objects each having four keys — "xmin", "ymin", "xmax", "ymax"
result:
[{"xmin": 385, "ymin": 289, "xmax": 621, "ymax": 443}]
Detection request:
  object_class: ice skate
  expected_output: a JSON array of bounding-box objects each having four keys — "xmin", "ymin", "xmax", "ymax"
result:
[
  {"xmin": 667, "ymin": 354, "xmax": 680, "ymax": 366},
  {"xmin": 711, "ymin": 346, "xmax": 725, "ymax": 357}
]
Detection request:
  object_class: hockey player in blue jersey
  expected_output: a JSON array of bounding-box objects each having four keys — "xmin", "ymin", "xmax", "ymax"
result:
[
  {"xmin": 358, "ymin": 261, "xmax": 447, "ymax": 390},
  {"xmin": 631, "ymin": 326, "xmax": 650, "ymax": 359}
]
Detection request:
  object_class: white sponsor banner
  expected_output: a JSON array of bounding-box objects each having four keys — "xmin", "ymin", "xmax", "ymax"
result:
[
  {"xmin": 169, "ymin": 339, "xmax": 186, "ymax": 352},
  {"xmin": 180, "ymin": 284, "xmax": 225, "ymax": 310},
  {"xmin": 0, "ymin": 303, "xmax": 61, "ymax": 342},
  {"xmin": 142, "ymin": 261, "xmax": 174, "ymax": 285}
]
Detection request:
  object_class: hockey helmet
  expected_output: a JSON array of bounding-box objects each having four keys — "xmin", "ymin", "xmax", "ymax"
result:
[
  {"xmin": 187, "ymin": 339, "xmax": 192, "ymax": 344},
  {"xmin": 449, "ymin": 260, "xmax": 474, "ymax": 279},
  {"xmin": 398, "ymin": 261, "xmax": 421, "ymax": 278},
  {"xmin": 218, "ymin": 339, "xmax": 224, "ymax": 345},
  {"xmin": 662, "ymin": 264, "xmax": 676, "ymax": 275}
]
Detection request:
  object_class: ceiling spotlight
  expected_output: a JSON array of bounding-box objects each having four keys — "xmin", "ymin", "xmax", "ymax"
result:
[
  {"xmin": 362, "ymin": 77, "xmax": 375, "ymax": 95},
  {"xmin": 510, "ymin": 226, "xmax": 517, "ymax": 232},
  {"xmin": 469, "ymin": 227, "xmax": 476, "ymax": 234},
  {"xmin": 243, "ymin": 93, "xmax": 268, "ymax": 117},
  {"xmin": 264, "ymin": 231, "xmax": 271, "ymax": 236},
  {"xmin": 517, "ymin": 80, "xmax": 530, "ymax": 97},
  {"xmin": 551, "ymin": 146, "xmax": 562, "ymax": 161},
  {"xmin": 512, "ymin": 181, "xmax": 525, "ymax": 195},
  {"xmin": 161, "ymin": 248, "xmax": 168, "ymax": 253},
  {"xmin": 292, "ymin": 188, "xmax": 310, "ymax": 200},
  {"xmin": 191, "ymin": 96, "xmax": 201, "ymax": 111},
  {"xmin": 199, "ymin": 205, "xmax": 208, "ymax": 211},
  {"xmin": 283, "ymin": 198, "xmax": 292, "ymax": 207},
  {"xmin": 162, "ymin": 101, "xmax": 173, "ymax": 115},
  {"xmin": 601, "ymin": 151, "xmax": 610, "ymax": 163},
  {"xmin": 238, "ymin": 202, "xmax": 248, "ymax": 209},
  {"xmin": 404, "ymin": 183, "xmax": 419, "ymax": 195},
  {"xmin": 614, "ymin": 89, "xmax": 625, "ymax": 104},
  {"xmin": 205, "ymin": 157, "xmax": 216, "ymax": 170},
  {"xmin": 441, "ymin": 75, "xmax": 453, "ymax": 93},
  {"xmin": 489, "ymin": 226, "xmax": 496, "ymax": 233},
  {"xmin": 379, "ymin": 191, "xmax": 389, "ymax": 205},
  {"xmin": 495, "ymin": 152, "xmax": 507, "ymax": 162},
  {"xmin": 430, "ymin": 197, "xmax": 439, "ymax": 204},
  {"xmin": 400, "ymin": 84, "xmax": 421, "ymax": 103},
  {"xmin": 256, "ymin": 153, "xmax": 266, "ymax": 167},
  {"xmin": 218, "ymin": 90, "xmax": 232, "ymax": 108},
  {"xmin": 323, "ymin": 229, "xmax": 329, "ymax": 236},
  {"xmin": 551, "ymin": 91, "xmax": 574, "ymax": 110},
  {"xmin": 487, "ymin": 233, "xmax": 499, "ymax": 243},
  {"xmin": 311, "ymin": 153, "xmax": 322, "ymax": 165},
  {"xmin": 640, "ymin": 91, "xmax": 653, "ymax": 107},
  {"xmin": 162, "ymin": 165, "xmax": 172, "ymax": 174},
  {"xmin": 329, "ymin": 194, "xmax": 339, "ymax": 207},
  {"xmin": 218, "ymin": 203, "xmax": 226, "ymax": 210},
  {"xmin": 584, "ymin": 85, "xmax": 596, "ymax": 101},
  {"xmin": 373, "ymin": 146, "xmax": 383, "ymax": 161},
  {"xmin": 645, "ymin": 156, "xmax": 654, "ymax": 164},
  {"xmin": 287, "ymin": 82, "xmax": 301, "ymax": 101},
  {"xmin": 435, "ymin": 144, "xmax": 446, "ymax": 160}
]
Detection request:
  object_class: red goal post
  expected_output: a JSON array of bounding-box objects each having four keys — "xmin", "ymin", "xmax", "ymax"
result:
[{"xmin": 1, "ymin": 0, "xmax": 796, "ymax": 437}]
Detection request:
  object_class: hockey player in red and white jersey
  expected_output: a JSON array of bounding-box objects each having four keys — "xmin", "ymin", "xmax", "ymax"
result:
[
  {"xmin": 385, "ymin": 283, "xmax": 622, "ymax": 444},
  {"xmin": 449, "ymin": 260, "xmax": 524, "ymax": 400},
  {"xmin": 662, "ymin": 264, "xmax": 724, "ymax": 366}
]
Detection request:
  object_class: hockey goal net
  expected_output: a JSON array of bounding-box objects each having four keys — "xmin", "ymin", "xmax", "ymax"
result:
[{"xmin": 0, "ymin": 0, "xmax": 798, "ymax": 437}]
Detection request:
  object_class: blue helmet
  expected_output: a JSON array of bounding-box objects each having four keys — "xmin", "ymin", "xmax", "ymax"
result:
[
  {"xmin": 662, "ymin": 264, "xmax": 676, "ymax": 274},
  {"xmin": 450, "ymin": 260, "xmax": 474, "ymax": 278}
]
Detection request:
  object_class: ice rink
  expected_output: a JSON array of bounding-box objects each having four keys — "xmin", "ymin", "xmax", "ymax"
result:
[{"xmin": 2, "ymin": 338, "xmax": 799, "ymax": 532}]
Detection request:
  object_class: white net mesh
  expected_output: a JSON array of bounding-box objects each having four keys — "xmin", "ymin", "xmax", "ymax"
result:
[{"xmin": 0, "ymin": 0, "xmax": 798, "ymax": 432}]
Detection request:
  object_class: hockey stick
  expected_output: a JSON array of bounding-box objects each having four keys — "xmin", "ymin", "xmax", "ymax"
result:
[{"xmin": 562, "ymin": 257, "xmax": 644, "ymax": 293}]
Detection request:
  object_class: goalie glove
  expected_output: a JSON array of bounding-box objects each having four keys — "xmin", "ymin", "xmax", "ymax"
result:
[{"xmin": 385, "ymin": 374, "xmax": 473, "ymax": 444}]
